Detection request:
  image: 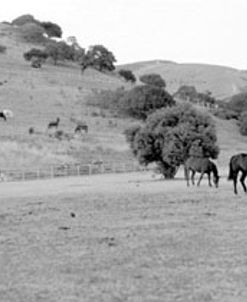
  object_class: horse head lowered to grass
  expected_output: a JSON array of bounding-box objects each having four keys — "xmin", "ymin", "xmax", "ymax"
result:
[{"xmin": 184, "ymin": 156, "xmax": 220, "ymax": 188}]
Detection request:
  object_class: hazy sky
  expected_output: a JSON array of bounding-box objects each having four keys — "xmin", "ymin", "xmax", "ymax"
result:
[{"xmin": 1, "ymin": 0, "xmax": 247, "ymax": 69}]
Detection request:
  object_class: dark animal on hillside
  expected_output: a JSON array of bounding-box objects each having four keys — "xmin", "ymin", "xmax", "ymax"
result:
[
  {"xmin": 228, "ymin": 153, "xmax": 247, "ymax": 194},
  {"xmin": 74, "ymin": 123, "xmax": 88, "ymax": 134},
  {"xmin": 48, "ymin": 117, "xmax": 60, "ymax": 130},
  {"xmin": 0, "ymin": 109, "xmax": 14, "ymax": 121},
  {"xmin": 29, "ymin": 127, "xmax": 34, "ymax": 134},
  {"xmin": 184, "ymin": 157, "xmax": 219, "ymax": 187}
]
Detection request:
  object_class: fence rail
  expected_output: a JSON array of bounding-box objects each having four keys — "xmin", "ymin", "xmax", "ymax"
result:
[{"xmin": 0, "ymin": 162, "xmax": 149, "ymax": 182}]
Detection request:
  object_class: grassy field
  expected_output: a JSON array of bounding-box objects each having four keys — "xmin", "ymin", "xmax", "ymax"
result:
[{"xmin": 1, "ymin": 172, "xmax": 247, "ymax": 302}]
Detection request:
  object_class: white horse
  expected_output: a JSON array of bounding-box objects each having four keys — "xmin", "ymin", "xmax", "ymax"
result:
[{"xmin": 0, "ymin": 109, "xmax": 14, "ymax": 121}]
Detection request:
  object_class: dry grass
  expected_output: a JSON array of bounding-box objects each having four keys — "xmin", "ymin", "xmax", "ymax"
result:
[{"xmin": 1, "ymin": 172, "xmax": 247, "ymax": 301}]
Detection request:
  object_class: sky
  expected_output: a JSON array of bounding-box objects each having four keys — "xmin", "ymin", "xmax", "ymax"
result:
[{"xmin": 1, "ymin": 0, "xmax": 247, "ymax": 69}]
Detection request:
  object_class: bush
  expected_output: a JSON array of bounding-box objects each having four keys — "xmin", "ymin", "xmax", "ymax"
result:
[
  {"xmin": 227, "ymin": 92, "xmax": 247, "ymax": 114},
  {"xmin": 23, "ymin": 48, "xmax": 48, "ymax": 61},
  {"xmin": 0, "ymin": 45, "xmax": 7, "ymax": 54},
  {"xmin": 213, "ymin": 108, "xmax": 239, "ymax": 120},
  {"xmin": 173, "ymin": 85, "xmax": 198, "ymax": 102},
  {"xmin": 139, "ymin": 73, "xmax": 166, "ymax": 88},
  {"xmin": 118, "ymin": 69, "xmax": 136, "ymax": 83},
  {"xmin": 119, "ymin": 85, "xmax": 175, "ymax": 119}
]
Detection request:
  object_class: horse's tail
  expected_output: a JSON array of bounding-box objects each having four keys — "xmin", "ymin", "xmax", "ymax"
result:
[{"xmin": 228, "ymin": 158, "xmax": 234, "ymax": 180}]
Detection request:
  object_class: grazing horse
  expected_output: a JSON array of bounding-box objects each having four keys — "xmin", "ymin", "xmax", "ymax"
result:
[
  {"xmin": 74, "ymin": 123, "xmax": 88, "ymax": 134},
  {"xmin": 0, "ymin": 109, "xmax": 14, "ymax": 121},
  {"xmin": 184, "ymin": 157, "xmax": 219, "ymax": 187},
  {"xmin": 228, "ymin": 153, "xmax": 247, "ymax": 194},
  {"xmin": 48, "ymin": 117, "xmax": 60, "ymax": 130}
]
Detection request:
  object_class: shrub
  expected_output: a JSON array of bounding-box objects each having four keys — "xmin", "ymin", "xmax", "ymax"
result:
[
  {"xmin": 23, "ymin": 48, "xmax": 48, "ymax": 61},
  {"xmin": 227, "ymin": 92, "xmax": 247, "ymax": 114},
  {"xmin": 118, "ymin": 69, "xmax": 136, "ymax": 83},
  {"xmin": 119, "ymin": 85, "xmax": 175, "ymax": 119},
  {"xmin": 139, "ymin": 73, "xmax": 166, "ymax": 88},
  {"xmin": 213, "ymin": 108, "xmax": 239, "ymax": 120},
  {"xmin": 173, "ymin": 85, "xmax": 198, "ymax": 102}
]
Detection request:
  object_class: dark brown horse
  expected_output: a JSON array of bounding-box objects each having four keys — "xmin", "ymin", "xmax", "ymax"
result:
[
  {"xmin": 228, "ymin": 153, "xmax": 247, "ymax": 194},
  {"xmin": 184, "ymin": 157, "xmax": 219, "ymax": 187},
  {"xmin": 48, "ymin": 117, "xmax": 60, "ymax": 130}
]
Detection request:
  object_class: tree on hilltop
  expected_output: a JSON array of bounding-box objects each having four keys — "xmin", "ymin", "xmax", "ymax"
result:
[
  {"xmin": 80, "ymin": 45, "xmax": 116, "ymax": 72},
  {"xmin": 125, "ymin": 103, "xmax": 219, "ymax": 178},
  {"xmin": 11, "ymin": 14, "xmax": 39, "ymax": 26},
  {"xmin": 41, "ymin": 21, "xmax": 62, "ymax": 38},
  {"xmin": 44, "ymin": 41, "xmax": 77, "ymax": 64}
]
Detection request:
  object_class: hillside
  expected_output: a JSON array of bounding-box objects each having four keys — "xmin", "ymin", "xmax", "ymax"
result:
[
  {"xmin": 0, "ymin": 22, "xmax": 247, "ymax": 171},
  {"xmin": 119, "ymin": 60, "xmax": 247, "ymax": 99},
  {"xmin": 0, "ymin": 23, "xmax": 135, "ymax": 169}
]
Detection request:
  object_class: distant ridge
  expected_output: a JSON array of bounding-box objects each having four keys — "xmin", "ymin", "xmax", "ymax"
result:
[{"xmin": 119, "ymin": 60, "xmax": 247, "ymax": 99}]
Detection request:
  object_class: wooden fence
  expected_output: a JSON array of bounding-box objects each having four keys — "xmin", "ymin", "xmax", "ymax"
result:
[{"xmin": 0, "ymin": 161, "xmax": 149, "ymax": 182}]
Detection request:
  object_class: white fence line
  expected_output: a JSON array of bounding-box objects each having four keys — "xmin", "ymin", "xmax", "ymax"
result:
[{"xmin": 0, "ymin": 162, "xmax": 150, "ymax": 182}]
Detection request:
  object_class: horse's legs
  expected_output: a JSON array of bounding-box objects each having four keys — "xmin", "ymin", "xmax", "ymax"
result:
[
  {"xmin": 191, "ymin": 170, "xmax": 196, "ymax": 185},
  {"xmin": 197, "ymin": 172, "xmax": 204, "ymax": 186},
  {"xmin": 207, "ymin": 172, "xmax": 212, "ymax": 187},
  {"xmin": 240, "ymin": 171, "xmax": 247, "ymax": 193},
  {"xmin": 233, "ymin": 172, "xmax": 238, "ymax": 194}
]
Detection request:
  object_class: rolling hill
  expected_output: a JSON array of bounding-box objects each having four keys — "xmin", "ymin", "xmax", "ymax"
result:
[
  {"xmin": 0, "ymin": 21, "xmax": 247, "ymax": 171},
  {"xmin": 119, "ymin": 60, "xmax": 247, "ymax": 99}
]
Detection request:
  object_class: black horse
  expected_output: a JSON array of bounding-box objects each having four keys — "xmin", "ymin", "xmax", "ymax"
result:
[
  {"xmin": 184, "ymin": 157, "xmax": 219, "ymax": 187},
  {"xmin": 48, "ymin": 117, "xmax": 60, "ymax": 130},
  {"xmin": 228, "ymin": 153, "xmax": 247, "ymax": 194}
]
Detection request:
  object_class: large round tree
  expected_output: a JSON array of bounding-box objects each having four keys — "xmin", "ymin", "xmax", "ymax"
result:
[{"xmin": 125, "ymin": 103, "xmax": 219, "ymax": 178}]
